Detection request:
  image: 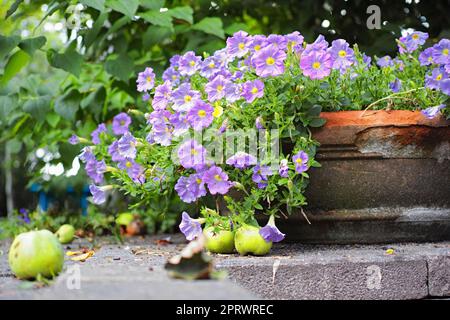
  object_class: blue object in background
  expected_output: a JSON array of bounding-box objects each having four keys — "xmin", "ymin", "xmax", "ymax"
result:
[{"xmin": 29, "ymin": 183, "xmax": 90, "ymax": 216}]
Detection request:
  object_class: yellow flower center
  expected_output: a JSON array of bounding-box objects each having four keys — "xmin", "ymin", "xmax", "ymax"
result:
[
  {"xmin": 312, "ymin": 61, "xmax": 321, "ymax": 69},
  {"xmin": 338, "ymin": 50, "xmax": 347, "ymax": 58},
  {"xmin": 196, "ymin": 178, "xmax": 202, "ymax": 184},
  {"xmin": 436, "ymin": 74, "xmax": 443, "ymax": 81},
  {"xmin": 172, "ymin": 75, "xmax": 177, "ymax": 80},
  {"xmin": 184, "ymin": 95, "xmax": 192, "ymax": 103},
  {"xmin": 208, "ymin": 62, "xmax": 215, "ymax": 69},
  {"xmin": 266, "ymin": 57, "xmax": 275, "ymax": 65},
  {"xmin": 197, "ymin": 110, "xmax": 206, "ymax": 118},
  {"xmin": 191, "ymin": 148, "xmax": 198, "ymax": 155},
  {"xmin": 216, "ymin": 85, "xmax": 223, "ymax": 92},
  {"xmin": 214, "ymin": 174, "xmax": 222, "ymax": 181},
  {"xmin": 126, "ymin": 161, "xmax": 132, "ymax": 168},
  {"xmin": 443, "ymin": 48, "xmax": 449, "ymax": 56},
  {"xmin": 412, "ymin": 34, "xmax": 419, "ymax": 40},
  {"xmin": 146, "ymin": 76, "xmax": 152, "ymax": 83},
  {"xmin": 120, "ymin": 120, "xmax": 125, "ymax": 126},
  {"xmin": 238, "ymin": 43, "xmax": 245, "ymax": 50},
  {"xmin": 296, "ymin": 158, "xmax": 303, "ymax": 164},
  {"xmin": 251, "ymin": 87, "xmax": 258, "ymax": 94},
  {"xmin": 254, "ymin": 45, "xmax": 261, "ymax": 51},
  {"xmin": 189, "ymin": 60, "xmax": 196, "ymax": 67}
]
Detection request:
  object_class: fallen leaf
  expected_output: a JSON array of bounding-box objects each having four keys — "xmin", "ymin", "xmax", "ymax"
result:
[
  {"xmin": 66, "ymin": 251, "xmax": 83, "ymax": 256},
  {"xmin": 70, "ymin": 250, "xmax": 95, "ymax": 262},
  {"xmin": 385, "ymin": 248, "xmax": 395, "ymax": 255}
]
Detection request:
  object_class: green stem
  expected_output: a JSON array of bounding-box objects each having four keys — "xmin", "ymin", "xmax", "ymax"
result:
[{"xmin": 362, "ymin": 87, "xmax": 425, "ymax": 115}]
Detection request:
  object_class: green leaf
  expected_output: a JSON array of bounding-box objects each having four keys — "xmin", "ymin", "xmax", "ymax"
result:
[
  {"xmin": 5, "ymin": 0, "xmax": 24, "ymax": 19},
  {"xmin": 84, "ymin": 12, "xmax": 107, "ymax": 48},
  {"xmin": 0, "ymin": 50, "xmax": 30, "ymax": 86},
  {"xmin": 80, "ymin": 0, "xmax": 105, "ymax": 11},
  {"xmin": 47, "ymin": 46, "xmax": 83, "ymax": 76},
  {"xmin": 6, "ymin": 139, "xmax": 22, "ymax": 154},
  {"xmin": 54, "ymin": 90, "xmax": 81, "ymax": 121},
  {"xmin": 141, "ymin": 10, "xmax": 173, "ymax": 28},
  {"xmin": 104, "ymin": 54, "xmax": 134, "ymax": 82},
  {"xmin": 22, "ymin": 96, "xmax": 52, "ymax": 122},
  {"xmin": 307, "ymin": 104, "xmax": 322, "ymax": 117},
  {"xmin": 142, "ymin": 25, "xmax": 173, "ymax": 48},
  {"xmin": 45, "ymin": 113, "xmax": 60, "ymax": 128},
  {"xmin": 140, "ymin": 0, "xmax": 164, "ymax": 10},
  {"xmin": 0, "ymin": 35, "xmax": 20, "ymax": 61},
  {"xmin": 192, "ymin": 17, "xmax": 224, "ymax": 39},
  {"xmin": 168, "ymin": 6, "xmax": 193, "ymax": 24},
  {"xmin": 80, "ymin": 87, "xmax": 105, "ymax": 121},
  {"xmin": 224, "ymin": 22, "xmax": 249, "ymax": 35},
  {"xmin": 0, "ymin": 95, "xmax": 18, "ymax": 123},
  {"xmin": 105, "ymin": 0, "xmax": 138, "ymax": 18},
  {"xmin": 18, "ymin": 36, "xmax": 46, "ymax": 56},
  {"xmin": 309, "ymin": 117, "xmax": 327, "ymax": 128}
]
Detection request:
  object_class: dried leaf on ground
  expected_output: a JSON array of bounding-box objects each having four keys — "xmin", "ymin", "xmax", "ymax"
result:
[{"xmin": 70, "ymin": 250, "xmax": 95, "ymax": 262}]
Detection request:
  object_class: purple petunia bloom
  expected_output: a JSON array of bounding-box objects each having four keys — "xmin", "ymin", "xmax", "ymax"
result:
[
  {"xmin": 152, "ymin": 82, "xmax": 172, "ymax": 111},
  {"xmin": 200, "ymin": 56, "xmax": 221, "ymax": 79},
  {"xmin": 259, "ymin": 215, "xmax": 285, "ymax": 243},
  {"xmin": 421, "ymin": 104, "xmax": 446, "ymax": 119},
  {"xmin": 175, "ymin": 173, "xmax": 207, "ymax": 203},
  {"xmin": 69, "ymin": 135, "xmax": 79, "ymax": 145},
  {"xmin": 172, "ymin": 83, "xmax": 201, "ymax": 112},
  {"xmin": 267, "ymin": 34, "xmax": 287, "ymax": 51},
  {"xmin": 252, "ymin": 165, "xmax": 272, "ymax": 189},
  {"xmin": 224, "ymin": 82, "xmax": 242, "ymax": 103},
  {"xmin": 389, "ymin": 78, "xmax": 402, "ymax": 93},
  {"xmin": 432, "ymin": 39, "xmax": 450, "ymax": 65},
  {"xmin": 89, "ymin": 184, "xmax": 107, "ymax": 205},
  {"xmin": 398, "ymin": 31, "xmax": 428, "ymax": 53},
  {"xmin": 142, "ymin": 93, "xmax": 150, "ymax": 101},
  {"xmin": 279, "ymin": 159, "xmax": 289, "ymax": 178},
  {"xmin": 441, "ymin": 79, "xmax": 450, "ymax": 95},
  {"xmin": 108, "ymin": 140, "xmax": 125, "ymax": 162},
  {"xmin": 242, "ymin": 79, "xmax": 264, "ymax": 103},
  {"xmin": 178, "ymin": 51, "xmax": 202, "ymax": 76},
  {"xmin": 293, "ymin": 151, "xmax": 309, "ymax": 173},
  {"xmin": 203, "ymin": 166, "xmax": 233, "ymax": 195},
  {"xmin": 252, "ymin": 44, "xmax": 286, "ymax": 77},
  {"xmin": 303, "ymin": 35, "xmax": 329, "ymax": 55},
  {"xmin": 91, "ymin": 123, "xmax": 107, "ymax": 145},
  {"xmin": 377, "ymin": 55, "xmax": 393, "ymax": 68},
  {"xmin": 85, "ymin": 159, "xmax": 106, "ymax": 184},
  {"xmin": 79, "ymin": 147, "xmax": 96, "ymax": 163},
  {"xmin": 393, "ymin": 58, "xmax": 405, "ymax": 71},
  {"xmin": 178, "ymin": 139, "xmax": 207, "ymax": 169},
  {"xmin": 149, "ymin": 121, "xmax": 173, "ymax": 146},
  {"xmin": 329, "ymin": 39, "xmax": 355, "ymax": 73},
  {"xmin": 249, "ymin": 35, "xmax": 268, "ymax": 53},
  {"xmin": 118, "ymin": 159, "xmax": 145, "ymax": 184},
  {"xmin": 170, "ymin": 112, "xmax": 190, "ymax": 137},
  {"xmin": 19, "ymin": 208, "xmax": 30, "ymax": 224},
  {"xmin": 285, "ymin": 31, "xmax": 304, "ymax": 52},
  {"xmin": 179, "ymin": 212, "xmax": 203, "ymax": 241},
  {"xmin": 118, "ymin": 132, "xmax": 137, "ymax": 159},
  {"xmin": 162, "ymin": 66, "xmax": 181, "ymax": 85},
  {"xmin": 136, "ymin": 67, "xmax": 155, "ymax": 92},
  {"xmin": 425, "ymin": 67, "xmax": 448, "ymax": 90},
  {"xmin": 300, "ymin": 50, "xmax": 332, "ymax": 80},
  {"xmin": 226, "ymin": 151, "xmax": 257, "ymax": 169},
  {"xmin": 187, "ymin": 100, "xmax": 214, "ymax": 131},
  {"xmin": 419, "ymin": 47, "xmax": 435, "ymax": 66},
  {"xmin": 170, "ymin": 54, "xmax": 181, "ymax": 68},
  {"xmin": 227, "ymin": 31, "xmax": 250, "ymax": 58},
  {"xmin": 112, "ymin": 112, "xmax": 131, "ymax": 135},
  {"xmin": 205, "ymin": 75, "xmax": 229, "ymax": 102},
  {"xmin": 255, "ymin": 116, "xmax": 264, "ymax": 130}
]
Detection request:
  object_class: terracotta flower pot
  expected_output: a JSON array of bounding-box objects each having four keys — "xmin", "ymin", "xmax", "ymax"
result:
[{"xmin": 280, "ymin": 110, "xmax": 450, "ymax": 243}]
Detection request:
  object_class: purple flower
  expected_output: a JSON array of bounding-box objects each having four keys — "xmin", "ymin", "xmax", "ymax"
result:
[
  {"xmin": 432, "ymin": 39, "xmax": 450, "ymax": 65},
  {"xmin": 259, "ymin": 215, "xmax": 285, "ymax": 243},
  {"xmin": 242, "ymin": 80, "xmax": 264, "ymax": 103},
  {"xmin": 79, "ymin": 147, "xmax": 95, "ymax": 163},
  {"xmin": 170, "ymin": 54, "xmax": 181, "ymax": 68},
  {"xmin": 398, "ymin": 32, "xmax": 428, "ymax": 53},
  {"xmin": 226, "ymin": 152, "xmax": 257, "ymax": 169},
  {"xmin": 393, "ymin": 58, "xmax": 405, "ymax": 71},
  {"xmin": 149, "ymin": 121, "xmax": 173, "ymax": 146},
  {"xmin": 142, "ymin": 93, "xmax": 150, "ymax": 101},
  {"xmin": 175, "ymin": 174, "xmax": 207, "ymax": 203},
  {"xmin": 376, "ymin": 55, "xmax": 393, "ymax": 68},
  {"xmin": 108, "ymin": 140, "xmax": 125, "ymax": 162},
  {"xmin": 179, "ymin": 212, "xmax": 202, "ymax": 241},
  {"xmin": 187, "ymin": 100, "xmax": 214, "ymax": 131},
  {"xmin": 441, "ymin": 79, "xmax": 450, "ymax": 95},
  {"xmin": 300, "ymin": 50, "xmax": 332, "ymax": 80},
  {"xmin": 69, "ymin": 135, "xmax": 79, "ymax": 145},
  {"xmin": 255, "ymin": 116, "xmax": 264, "ymax": 130},
  {"xmin": 425, "ymin": 67, "xmax": 448, "ymax": 90},
  {"xmin": 205, "ymin": 75, "xmax": 229, "ymax": 102},
  {"xmin": 200, "ymin": 56, "xmax": 221, "ymax": 79},
  {"xmin": 252, "ymin": 44, "xmax": 286, "ymax": 77},
  {"xmin": 293, "ymin": 151, "xmax": 309, "ymax": 173},
  {"xmin": 252, "ymin": 165, "xmax": 272, "ymax": 189},
  {"xmin": 362, "ymin": 53, "xmax": 372, "ymax": 67},
  {"xmin": 112, "ymin": 112, "xmax": 131, "ymax": 135},
  {"xmin": 285, "ymin": 31, "xmax": 304, "ymax": 51},
  {"xmin": 91, "ymin": 123, "xmax": 107, "ymax": 145},
  {"xmin": 419, "ymin": 47, "xmax": 434, "ymax": 66},
  {"xmin": 267, "ymin": 34, "xmax": 287, "ymax": 50},
  {"xmin": 304, "ymin": 35, "xmax": 329, "ymax": 54},
  {"xmin": 170, "ymin": 112, "xmax": 190, "ymax": 137},
  {"xmin": 152, "ymin": 82, "xmax": 172, "ymax": 111},
  {"xmin": 136, "ymin": 67, "xmax": 155, "ymax": 92},
  {"xmin": 118, "ymin": 159, "xmax": 145, "ymax": 184},
  {"xmin": 178, "ymin": 51, "xmax": 202, "ymax": 76},
  {"xmin": 421, "ymin": 104, "xmax": 445, "ymax": 119},
  {"xmin": 249, "ymin": 35, "xmax": 268, "ymax": 53},
  {"xmin": 118, "ymin": 132, "xmax": 137, "ymax": 159},
  {"xmin": 203, "ymin": 166, "xmax": 233, "ymax": 195},
  {"xmin": 177, "ymin": 139, "xmax": 207, "ymax": 169},
  {"xmin": 162, "ymin": 66, "xmax": 181, "ymax": 85},
  {"xmin": 89, "ymin": 184, "xmax": 107, "ymax": 205},
  {"xmin": 224, "ymin": 82, "xmax": 242, "ymax": 103},
  {"xmin": 279, "ymin": 159, "xmax": 289, "ymax": 178},
  {"xmin": 19, "ymin": 208, "xmax": 30, "ymax": 224},
  {"xmin": 389, "ymin": 78, "xmax": 402, "ymax": 93},
  {"xmin": 329, "ymin": 39, "xmax": 355, "ymax": 73},
  {"xmin": 85, "ymin": 159, "xmax": 106, "ymax": 184},
  {"xmin": 172, "ymin": 83, "xmax": 201, "ymax": 112},
  {"xmin": 227, "ymin": 31, "xmax": 250, "ymax": 58}
]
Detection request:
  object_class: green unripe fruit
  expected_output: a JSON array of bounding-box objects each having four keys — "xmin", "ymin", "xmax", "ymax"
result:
[
  {"xmin": 203, "ymin": 227, "xmax": 235, "ymax": 254},
  {"xmin": 55, "ymin": 224, "xmax": 75, "ymax": 244},
  {"xmin": 234, "ymin": 225, "xmax": 272, "ymax": 256},
  {"xmin": 8, "ymin": 230, "xmax": 64, "ymax": 279}
]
